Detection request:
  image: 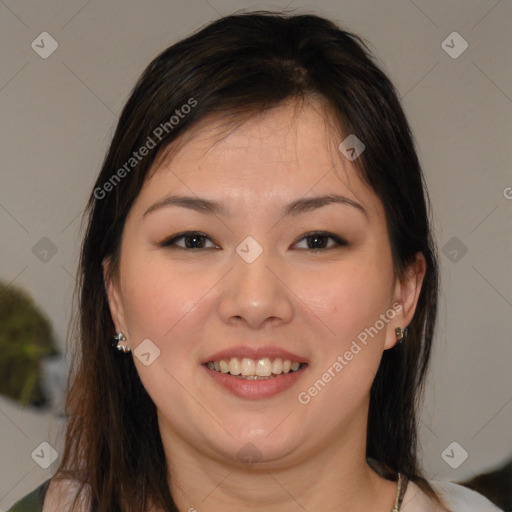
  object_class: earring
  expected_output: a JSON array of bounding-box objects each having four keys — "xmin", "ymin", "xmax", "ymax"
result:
[
  {"xmin": 395, "ymin": 326, "xmax": 408, "ymax": 344},
  {"xmin": 113, "ymin": 332, "xmax": 131, "ymax": 353}
]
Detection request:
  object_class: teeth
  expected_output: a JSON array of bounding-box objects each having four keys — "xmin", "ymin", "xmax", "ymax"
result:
[
  {"xmin": 206, "ymin": 357, "xmax": 303, "ymax": 376},
  {"xmin": 272, "ymin": 358, "xmax": 283, "ymax": 374},
  {"xmin": 255, "ymin": 357, "xmax": 271, "ymax": 377},
  {"xmin": 241, "ymin": 357, "xmax": 256, "ymax": 376},
  {"xmin": 228, "ymin": 358, "xmax": 241, "ymax": 375}
]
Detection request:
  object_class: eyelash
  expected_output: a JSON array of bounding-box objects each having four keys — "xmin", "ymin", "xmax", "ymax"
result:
[{"xmin": 159, "ymin": 231, "xmax": 348, "ymax": 251}]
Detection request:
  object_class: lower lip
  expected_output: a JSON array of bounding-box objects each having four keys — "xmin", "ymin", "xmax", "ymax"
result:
[{"xmin": 202, "ymin": 364, "xmax": 309, "ymax": 400}]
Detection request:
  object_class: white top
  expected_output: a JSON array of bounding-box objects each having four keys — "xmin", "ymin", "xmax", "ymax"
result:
[{"xmin": 401, "ymin": 479, "xmax": 504, "ymax": 511}]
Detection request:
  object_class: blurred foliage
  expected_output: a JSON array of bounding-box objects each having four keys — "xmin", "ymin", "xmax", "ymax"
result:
[{"xmin": 0, "ymin": 280, "xmax": 59, "ymax": 407}]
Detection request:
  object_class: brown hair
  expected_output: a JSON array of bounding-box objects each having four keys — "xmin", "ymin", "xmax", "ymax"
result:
[{"xmin": 54, "ymin": 10, "xmax": 448, "ymax": 511}]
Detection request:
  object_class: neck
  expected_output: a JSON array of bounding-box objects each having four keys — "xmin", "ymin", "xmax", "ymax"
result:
[{"xmin": 159, "ymin": 414, "xmax": 398, "ymax": 512}]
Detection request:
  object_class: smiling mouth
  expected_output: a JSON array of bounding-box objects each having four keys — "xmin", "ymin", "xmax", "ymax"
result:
[{"xmin": 203, "ymin": 357, "xmax": 308, "ymax": 379}]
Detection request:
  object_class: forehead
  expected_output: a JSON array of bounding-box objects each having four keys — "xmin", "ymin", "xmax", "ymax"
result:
[{"xmin": 139, "ymin": 99, "xmax": 383, "ymax": 220}]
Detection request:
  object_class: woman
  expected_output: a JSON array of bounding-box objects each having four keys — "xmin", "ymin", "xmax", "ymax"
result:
[{"xmin": 8, "ymin": 10, "xmax": 503, "ymax": 512}]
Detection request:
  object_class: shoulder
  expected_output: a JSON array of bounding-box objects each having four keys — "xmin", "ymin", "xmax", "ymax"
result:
[
  {"xmin": 6, "ymin": 478, "xmax": 90, "ymax": 512},
  {"xmin": 41, "ymin": 477, "xmax": 91, "ymax": 512},
  {"xmin": 431, "ymin": 480, "xmax": 504, "ymax": 511},
  {"xmin": 6, "ymin": 480, "xmax": 50, "ymax": 512},
  {"xmin": 401, "ymin": 478, "xmax": 504, "ymax": 511}
]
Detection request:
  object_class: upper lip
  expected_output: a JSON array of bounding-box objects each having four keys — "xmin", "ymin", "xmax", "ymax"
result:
[{"xmin": 201, "ymin": 346, "xmax": 309, "ymax": 364}]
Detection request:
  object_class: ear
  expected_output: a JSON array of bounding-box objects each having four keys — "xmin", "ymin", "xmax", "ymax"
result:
[
  {"xmin": 103, "ymin": 256, "xmax": 129, "ymax": 342},
  {"xmin": 384, "ymin": 252, "xmax": 427, "ymax": 350}
]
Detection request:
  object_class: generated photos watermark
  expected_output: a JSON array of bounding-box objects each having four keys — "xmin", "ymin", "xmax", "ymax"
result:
[
  {"xmin": 297, "ymin": 302, "xmax": 403, "ymax": 405},
  {"xmin": 94, "ymin": 97, "xmax": 197, "ymax": 200}
]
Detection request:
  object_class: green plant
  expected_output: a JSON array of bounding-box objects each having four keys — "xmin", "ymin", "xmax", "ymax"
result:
[{"xmin": 0, "ymin": 280, "xmax": 59, "ymax": 407}]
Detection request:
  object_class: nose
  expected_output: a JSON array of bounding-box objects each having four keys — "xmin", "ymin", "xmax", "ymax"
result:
[{"xmin": 217, "ymin": 244, "xmax": 294, "ymax": 330}]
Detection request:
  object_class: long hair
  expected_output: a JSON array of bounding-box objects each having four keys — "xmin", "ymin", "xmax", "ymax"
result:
[{"xmin": 54, "ymin": 10, "xmax": 446, "ymax": 511}]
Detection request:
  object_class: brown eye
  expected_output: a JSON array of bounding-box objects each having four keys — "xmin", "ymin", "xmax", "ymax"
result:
[
  {"xmin": 160, "ymin": 231, "xmax": 218, "ymax": 250},
  {"xmin": 159, "ymin": 231, "xmax": 347, "ymax": 251},
  {"xmin": 294, "ymin": 232, "xmax": 348, "ymax": 250}
]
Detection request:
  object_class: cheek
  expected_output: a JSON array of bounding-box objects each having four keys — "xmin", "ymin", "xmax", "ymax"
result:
[
  {"xmin": 120, "ymin": 253, "xmax": 204, "ymax": 342},
  {"xmin": 120, "ymin": 256, "xmax": 205, "ymax": 414},
  {"xmin": 301, "ymin": 264, "xmax": 392, "ymax": 410},
  {"xmin": 304, "ymin": 259, "xmax": 392, "ymax": 338}
]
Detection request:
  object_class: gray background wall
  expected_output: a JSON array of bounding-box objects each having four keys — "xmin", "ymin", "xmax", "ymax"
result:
[{"xmin": 1, "ymin": 0, "xmax": 511, "ymax": 509}]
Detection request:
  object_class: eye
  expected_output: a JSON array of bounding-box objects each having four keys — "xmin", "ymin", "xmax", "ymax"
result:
[
  {"xmin": 293, "ymin": 231, "xmax": 348, "ymax": 250},
  {"xmin": 159, "ymin": 231, "xmax": 218, "ymax": 250},
  {"xmin": 159, "ymin": 230, "xmax": 347, "ymax": 251}
]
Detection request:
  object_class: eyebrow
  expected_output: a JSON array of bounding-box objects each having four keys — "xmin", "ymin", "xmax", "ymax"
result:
[{"xmin": 143, "ymin": 193, "xmax": 368, "ymax": 219}]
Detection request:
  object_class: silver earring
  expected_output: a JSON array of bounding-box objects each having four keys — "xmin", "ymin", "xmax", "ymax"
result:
[
  {"xmin": 395, "ymin": 327, "xmax": 407, "ymax": 344},
  {"xmin": 113, "ymin": 332, "xmax": 131, "ymax": 353}
]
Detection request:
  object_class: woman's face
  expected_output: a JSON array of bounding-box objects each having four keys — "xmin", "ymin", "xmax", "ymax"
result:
[{"xmin": 105, "ymin": 99, "xmax": 424, "ymax": 470}]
